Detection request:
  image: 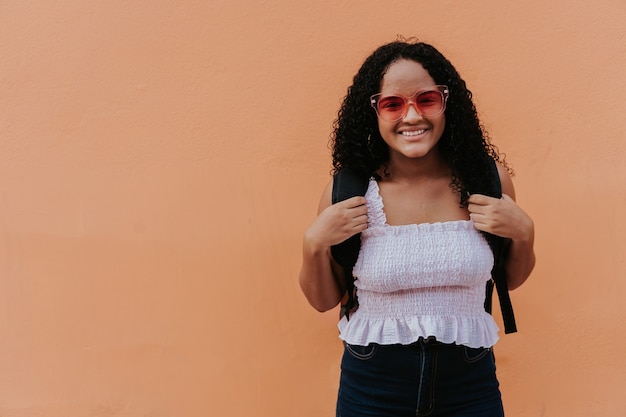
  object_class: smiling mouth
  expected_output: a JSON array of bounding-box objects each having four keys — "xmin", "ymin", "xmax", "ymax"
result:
[{"xmin": 401, "ymin": 129, "xmax": 427, "ymax": 137}]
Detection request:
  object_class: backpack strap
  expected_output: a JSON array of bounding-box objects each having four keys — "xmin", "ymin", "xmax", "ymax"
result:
[
  {"xmin": 483, "ymin": 158, "xmax": 517, "ymax": 334},
  {"xmin": 330, "ymin": 168, "xmax": 369, "ymax": 320}
]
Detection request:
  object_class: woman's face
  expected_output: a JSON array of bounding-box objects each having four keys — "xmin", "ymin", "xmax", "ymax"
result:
[{"xmin": 376, "ymin": 59, "xmax": 446, "ymax": 163}]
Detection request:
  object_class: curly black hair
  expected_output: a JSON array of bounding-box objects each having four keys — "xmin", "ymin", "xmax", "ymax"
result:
[{"xmin": 330, "ymin": 40, "xmax": 509, "ymax": 206}]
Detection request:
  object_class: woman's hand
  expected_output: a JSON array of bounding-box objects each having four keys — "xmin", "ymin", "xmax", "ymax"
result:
[
  {"xmin": 303, "ymin": 196, "xmax": 368, "ymax": 252},
  {"xmin": 467, "ymin": 194, "xmax": 534, "ymax": 243}
]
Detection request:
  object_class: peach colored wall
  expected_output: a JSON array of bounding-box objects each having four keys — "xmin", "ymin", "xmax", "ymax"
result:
[{"xmin": 1, "ymin": 1, "xmax": 625, "ymax": 416}]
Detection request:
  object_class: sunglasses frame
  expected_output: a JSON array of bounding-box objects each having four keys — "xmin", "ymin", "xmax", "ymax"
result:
[{"xmin": 370, "ymin": 85, "xmax": 450, "ymax": 122}]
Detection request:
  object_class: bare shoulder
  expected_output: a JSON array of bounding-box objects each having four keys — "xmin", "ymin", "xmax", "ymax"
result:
[
  {"xmin": 317, "ymin": 179, "xmax": 334, "ymax": 214},
  {"xmin": 497, "ymin": 162, "xmax": 517, "ymax": 200}
]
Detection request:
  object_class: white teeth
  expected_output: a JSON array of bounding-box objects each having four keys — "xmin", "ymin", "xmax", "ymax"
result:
[{"xmin": 402, "ymin": 129, "xmax": 426, "ymax": 136}]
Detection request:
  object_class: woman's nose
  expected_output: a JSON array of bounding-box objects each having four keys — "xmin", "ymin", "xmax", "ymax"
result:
[{"xmin": 402, "ymin": 102, "xmax": 423, "ymax": 122}]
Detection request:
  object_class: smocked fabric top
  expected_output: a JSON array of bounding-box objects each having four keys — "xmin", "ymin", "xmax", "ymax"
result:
[{"xmin": 338, "ymin": 178, "xmax": 500, "ymax": 349}]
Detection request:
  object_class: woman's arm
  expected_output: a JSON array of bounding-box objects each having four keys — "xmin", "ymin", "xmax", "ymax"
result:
[
  {"xmin": 299, "ymin": 180, "xmax": 368, "ymax": 311},
  {"xmin": 468, "ymin": 164, "xmax": 536, "ymax": 290}
]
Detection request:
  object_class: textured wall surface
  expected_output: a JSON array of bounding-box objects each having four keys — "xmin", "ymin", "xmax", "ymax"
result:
[{"xmin": 1, "ymin": 1, "xmax": 625, "ymax": 416}]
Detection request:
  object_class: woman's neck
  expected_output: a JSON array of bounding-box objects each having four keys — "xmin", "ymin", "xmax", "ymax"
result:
[{"xmin": 381, "ymin": 150, "xmax": 450, "ymax": 183}]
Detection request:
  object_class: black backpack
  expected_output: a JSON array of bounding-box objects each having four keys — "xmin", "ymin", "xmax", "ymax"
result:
[{"xmin": 330, "ymin": 159, "xmax": 517, "ymax": 334}]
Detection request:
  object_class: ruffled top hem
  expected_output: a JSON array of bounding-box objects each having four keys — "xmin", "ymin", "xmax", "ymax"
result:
[{"xmin": 338, "ymin": 314, "xmax": 500, "ymax": 349}]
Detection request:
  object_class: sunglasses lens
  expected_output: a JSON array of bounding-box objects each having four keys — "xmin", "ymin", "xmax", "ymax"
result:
[
  {"xmin": 377, "ymin": 96, "xmax": 406, "ymax": 121},
  {"xmin": 416, "ymin": 91, "xmax": 444, "ymax": 116}
]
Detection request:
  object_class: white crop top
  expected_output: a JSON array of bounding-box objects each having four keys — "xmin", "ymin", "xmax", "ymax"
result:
[{"xmin": 338, "ymin": 178, "xmax": 500, "ymax": 348}]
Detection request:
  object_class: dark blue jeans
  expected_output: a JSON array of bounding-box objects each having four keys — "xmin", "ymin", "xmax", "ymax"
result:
[{"xmin": 337, "ymin": 338, "xmax": 504, "ymax": 417}]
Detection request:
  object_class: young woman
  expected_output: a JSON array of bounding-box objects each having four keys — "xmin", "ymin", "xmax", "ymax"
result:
[{"xmin": 299, "ymin": 40, "xmax": 535, "ymax": 417}]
